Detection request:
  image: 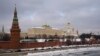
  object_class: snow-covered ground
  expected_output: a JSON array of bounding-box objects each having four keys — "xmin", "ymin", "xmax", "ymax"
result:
[
  {"xmin": 0, "ymin": 46, "xmax": 100, "ymax": 56},
  {"xmin": 27, "ymin": 47, "xmax": 100, "ymax": 56}
]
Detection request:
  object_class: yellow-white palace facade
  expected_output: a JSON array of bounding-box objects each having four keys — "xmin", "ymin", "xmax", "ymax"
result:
[{"xmin": 26, "ymin": 23, "xmax": 78, "ymax": 38}]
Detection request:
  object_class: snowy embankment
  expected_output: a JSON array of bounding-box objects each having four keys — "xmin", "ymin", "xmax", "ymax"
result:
[
  {"xmin": 0, "ymin": 44, "xmax": 100, "ymax": 56},
  {"xmin": 27, "ymin": 47, "xmax": 100, "ymax": 56}
]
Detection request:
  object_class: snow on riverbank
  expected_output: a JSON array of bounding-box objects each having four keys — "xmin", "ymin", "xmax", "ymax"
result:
[{"xmin": 27, "ymin": 47, "xmax": 100, "ymax": 56}]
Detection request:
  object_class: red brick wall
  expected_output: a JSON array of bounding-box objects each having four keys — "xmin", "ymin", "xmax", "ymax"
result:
[
  {"xmin": 0, "ymin": 41, "xmax": 11, "ymax": 49},
  {"xmin": 20, "ymin": 41, "xmax": 65, "ymax": 48},
  {"xmin": 0, "ymin": 41, "xmax": 20, "ymax": 49},
  {"xmin": 0, "ymin": 41, "xmax": 67, "ymax": 49}
]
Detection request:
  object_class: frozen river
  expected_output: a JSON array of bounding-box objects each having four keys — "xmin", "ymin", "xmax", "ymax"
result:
[
  {"xmin": 1, "ymin": 47, "xmax": 100, "ymax": 56},
  {"xmin": 26, "ymin": 47, "xmax": 100, "ymax": 56}
]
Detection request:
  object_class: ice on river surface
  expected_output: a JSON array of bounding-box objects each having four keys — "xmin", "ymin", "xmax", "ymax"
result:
[{"xmin": 27, "ymin": 47, "xmax": 100, "ymax": 56}]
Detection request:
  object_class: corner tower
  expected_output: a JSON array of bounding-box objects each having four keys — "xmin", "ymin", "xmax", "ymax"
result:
[{"xmin": 10, "ymin": 6, "xmax": 21, "ymax": 49}]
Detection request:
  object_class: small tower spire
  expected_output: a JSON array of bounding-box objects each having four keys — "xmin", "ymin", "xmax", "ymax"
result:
[
  {"xmin": 14, "ymin": 4, "xmax": 17, "ymax": 19},
  {"xmin": 2, "ymin": 25, "xmax": 5, "ymax": 34},
  {"xmin": 11, "ymin": 5, "xmax": 19, "ymax": 28}
]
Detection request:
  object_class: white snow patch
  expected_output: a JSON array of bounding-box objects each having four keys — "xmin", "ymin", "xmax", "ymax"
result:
[{"xmin": 27, "ymin": 47, "xmax": 100, "ymax": 56}]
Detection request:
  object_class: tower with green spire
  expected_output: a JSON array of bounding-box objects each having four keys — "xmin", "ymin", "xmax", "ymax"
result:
[{"xmin": 10, "ymin": 5, "xmax": 21, "ymax": 49}]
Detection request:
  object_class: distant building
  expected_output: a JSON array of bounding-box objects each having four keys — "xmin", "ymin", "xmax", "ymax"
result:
[
  {"xmin": 27, "ymin": 23, "xmax": 78, "ymax": 38},
  {"xmin": 27, "ymin": 24, "xmax": 64, "ymax": 37},
  {"xmin": 62, "ymin": 22, "xmax": 78, "ymax": 37}
]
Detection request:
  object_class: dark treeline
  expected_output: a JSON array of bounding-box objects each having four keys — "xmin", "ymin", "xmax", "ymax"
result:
[{"xmin": 79, "ymin": 33, "xmax": 100, "ymax": 40}]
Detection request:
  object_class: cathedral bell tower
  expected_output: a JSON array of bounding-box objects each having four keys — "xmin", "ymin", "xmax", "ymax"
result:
[{"xmin": 10, "ymin": 6, "xmax": 21, "ymax": 49}]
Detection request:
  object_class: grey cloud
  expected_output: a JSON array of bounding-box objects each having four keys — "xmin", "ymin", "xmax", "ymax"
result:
[{"xmin": 0, "ymin": 0, "xmax": 100, "ymax": 33}]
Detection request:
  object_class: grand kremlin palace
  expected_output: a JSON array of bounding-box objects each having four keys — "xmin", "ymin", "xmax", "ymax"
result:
[{"xmin": 25, "ymin": 23, "xmax": 78, "ymax": 38}]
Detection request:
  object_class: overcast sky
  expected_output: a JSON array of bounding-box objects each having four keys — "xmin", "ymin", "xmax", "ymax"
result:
[{"xmin": 0, "ymin": 0, "xmax": 100, "ymax": 33}]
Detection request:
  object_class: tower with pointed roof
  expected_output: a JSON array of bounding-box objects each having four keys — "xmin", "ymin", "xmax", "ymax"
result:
[
  {"xmin": 10, "ymin": 6, "xmax": 21, "ymax": 49},
  {"xmin": 63, "ymin": 22, "xmax": 78, "ymax": 36},
  {"xmin": 2, "ymin": 25, "xmax": 5, "ymax": 36}
]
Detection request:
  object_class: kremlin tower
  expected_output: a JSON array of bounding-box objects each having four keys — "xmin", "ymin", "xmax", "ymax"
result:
[{"xmin": 10, "ymin": 6, "xmax": 21, "ymax": 49}]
